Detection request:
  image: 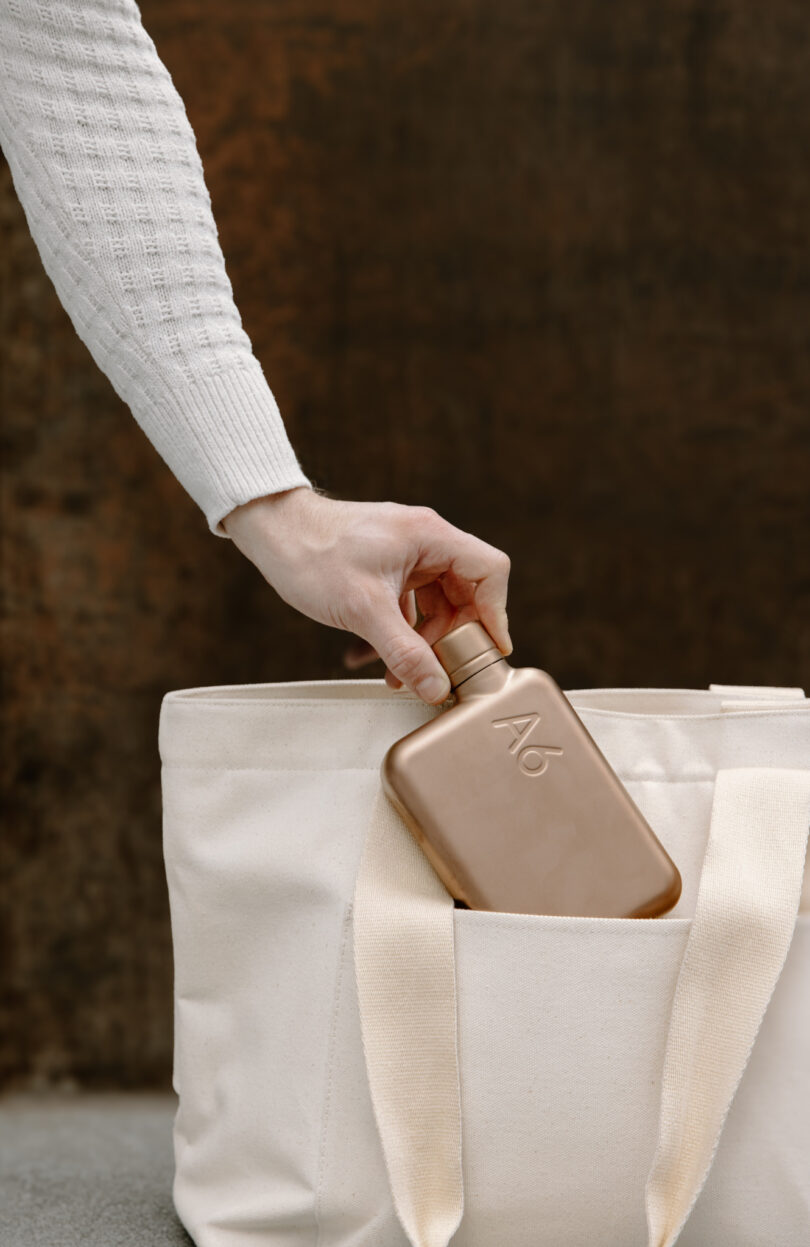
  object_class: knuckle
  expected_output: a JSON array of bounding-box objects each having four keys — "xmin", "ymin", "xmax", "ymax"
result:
[{"xmin": 410, "ymin": 504, "xmax": 440, "ymax": 527}]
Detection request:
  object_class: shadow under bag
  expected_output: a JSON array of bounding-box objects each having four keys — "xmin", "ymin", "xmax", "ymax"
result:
[{"xmin": 159, "ymin": 680, "xmax": 810, "ymax": 1247}]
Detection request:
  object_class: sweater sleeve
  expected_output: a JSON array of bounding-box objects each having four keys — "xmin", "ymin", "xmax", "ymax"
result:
[{"xmin": 0, "ymin": 0, "xmax": 312, "ymax": 537}]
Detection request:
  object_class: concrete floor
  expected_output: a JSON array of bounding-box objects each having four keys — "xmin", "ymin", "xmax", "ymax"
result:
[{"xmin": 0, "ymin": 1093, "xmax": 191, "ymax": 1246}]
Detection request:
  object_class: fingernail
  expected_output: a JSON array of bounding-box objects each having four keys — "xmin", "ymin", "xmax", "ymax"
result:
[{"xmin": 418, "ymin": 673, "xmax": 451, "ymax": 704}]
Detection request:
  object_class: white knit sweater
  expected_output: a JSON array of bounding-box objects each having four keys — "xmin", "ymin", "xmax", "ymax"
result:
[{"xmin": 0, "ymin": 0, "xmax": 312, "ymax": 537}]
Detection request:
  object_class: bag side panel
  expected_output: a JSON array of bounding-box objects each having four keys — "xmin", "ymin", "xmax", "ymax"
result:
[{"xmin": 163, "ymin": 763, "xmax": 380, "ymax": 1246}]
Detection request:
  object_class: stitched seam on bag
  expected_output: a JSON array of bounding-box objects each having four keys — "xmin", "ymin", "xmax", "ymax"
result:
[
  {"xmin": 313, "ymin": 900, "xmax": 353, "ymax": 1247},
  {"xmin": 167, "ymin": 698, "xmax": 432, "ymax": 706},
  {"xmin": 161, "ymin": 764, "xmax": 722, "ymax": 782},
  {"xmin": 165, "ymin": 698, "xmax": 809, "ymax": 720},
  {"xmin": 455, "ymin": 912, "xmax": 694, "ymax": 930},
  {"xmin": 161, "ymin": 764, "xmax": 382, "ymax": 772},
  {"xmin": 453, "ymin": 913, "xmax": 810, "ymax": 931}
]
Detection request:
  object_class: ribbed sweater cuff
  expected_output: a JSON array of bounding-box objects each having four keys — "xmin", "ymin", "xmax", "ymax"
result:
[{"xmin": 137, "ymin": 358, "xmax": 312, "ymax": 538}]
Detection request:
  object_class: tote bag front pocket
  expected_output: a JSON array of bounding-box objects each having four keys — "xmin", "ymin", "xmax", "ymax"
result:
[{"xmin": 352, "ymin": 762, "xmax": 810, "ymax": 1247}]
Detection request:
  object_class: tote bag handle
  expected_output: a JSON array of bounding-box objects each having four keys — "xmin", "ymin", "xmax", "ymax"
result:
[{"xmin": 352, "ymin": 767, "xmax": 810, "ymax": 1247}]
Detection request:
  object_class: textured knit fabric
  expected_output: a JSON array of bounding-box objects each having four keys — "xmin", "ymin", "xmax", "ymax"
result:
[{"xmin": 0, "ymin": 0, "xmax": 312, "ymax": 537}]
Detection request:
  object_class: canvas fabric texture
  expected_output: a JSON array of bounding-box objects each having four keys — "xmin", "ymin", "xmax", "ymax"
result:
[{"xmin": 159, "ymin": 680, "xmax": 810, "ymax": 1247}]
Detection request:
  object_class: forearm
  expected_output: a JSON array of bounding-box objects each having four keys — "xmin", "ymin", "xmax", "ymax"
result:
[{"xmin": 0, "ymin": 0, "xmax": 310, "ymax": 535}]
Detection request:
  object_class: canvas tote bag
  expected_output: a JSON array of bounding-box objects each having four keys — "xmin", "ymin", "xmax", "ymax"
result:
[{"xmin": 159, "ymin": 678, "xmax": 810, "ymax": 1247}]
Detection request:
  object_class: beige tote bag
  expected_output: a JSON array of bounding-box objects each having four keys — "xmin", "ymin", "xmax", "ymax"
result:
[{"xmin": 160, "ymin": 679, "xmax": 810, "ymax": 1247}]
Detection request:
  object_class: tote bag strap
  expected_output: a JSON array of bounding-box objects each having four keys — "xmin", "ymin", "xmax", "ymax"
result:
[
  {"xmin": 644, "ymin": 767, "xmax": 810, "ymax": 1246},
  {"xmin": 352, "ymin": 768, "xmax": 810, "ymax": 1247},
  {"xmin": 352, "ymin": 788, "xmax": 465, "ymax": 1247},
  {"xmin": 709, "ymin": 682, "xmax": 806, "ymax": 710}
]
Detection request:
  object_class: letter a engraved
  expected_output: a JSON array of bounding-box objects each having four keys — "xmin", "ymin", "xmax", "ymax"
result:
[
  {"xmin": 491, "ymin": 712, "xmax": 542, "ymax": 753},
  {"xmin": 492, "ymin": 712, "xmax": 563, "ymax": 776}
]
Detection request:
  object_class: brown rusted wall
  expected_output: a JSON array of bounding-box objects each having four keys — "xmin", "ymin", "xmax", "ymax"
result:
[{"xmin": 2, "ymin": 1, "xmax": 809, "ymax": 1088}]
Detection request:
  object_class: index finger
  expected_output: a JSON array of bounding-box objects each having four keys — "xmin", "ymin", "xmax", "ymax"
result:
[{"xmin": 416, "ymin": 524, "xmax": 512, "ymax": 654}]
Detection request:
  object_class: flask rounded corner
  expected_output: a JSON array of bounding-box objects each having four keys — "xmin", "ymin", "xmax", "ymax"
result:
[{"xmin": 380, "ymin": 739, "xmax": 405, "ymax": 797}]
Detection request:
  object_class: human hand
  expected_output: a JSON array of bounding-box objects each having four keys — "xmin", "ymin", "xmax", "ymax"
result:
[{"xmin": 221, "ymin": 487, "xmax": 512, "ymax": 705}]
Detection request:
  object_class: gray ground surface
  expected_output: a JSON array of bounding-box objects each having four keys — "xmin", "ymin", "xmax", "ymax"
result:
[{"xmin": 0, "ymin": 1093, "xmax": 191, "ymax": 1247}]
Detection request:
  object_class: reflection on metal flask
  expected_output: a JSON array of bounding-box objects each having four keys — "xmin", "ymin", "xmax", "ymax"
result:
[{"xmin": 381, "ymin": 620, "xmax": 681, "ymax": 918}]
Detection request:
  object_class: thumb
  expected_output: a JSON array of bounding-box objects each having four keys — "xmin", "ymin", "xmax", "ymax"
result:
[{"xmin": 364, "ymin": 606, "xmax": 451, "ymax": 705}]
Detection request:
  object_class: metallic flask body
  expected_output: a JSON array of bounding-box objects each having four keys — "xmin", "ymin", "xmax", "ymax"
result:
[{"xmin": 381, "ymin": 622, "xmax": 682, "ymax": 918}]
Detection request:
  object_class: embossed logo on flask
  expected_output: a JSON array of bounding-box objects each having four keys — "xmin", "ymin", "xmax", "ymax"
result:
[{"xmin": 491, "ymin": 712, "xmax": 564, "ymax": 776}]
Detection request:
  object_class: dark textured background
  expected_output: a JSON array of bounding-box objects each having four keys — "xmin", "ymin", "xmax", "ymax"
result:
[{"xmin": 2, "ymin": 0, "xmax": 809, "ymax": 1089}]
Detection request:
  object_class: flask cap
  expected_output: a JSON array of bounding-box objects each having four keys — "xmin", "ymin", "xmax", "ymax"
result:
[{"xmin": 432, "ymin": 621, "xmax": 502, "ymax": 687}]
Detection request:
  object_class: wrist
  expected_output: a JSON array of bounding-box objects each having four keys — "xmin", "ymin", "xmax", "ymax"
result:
[{"xmin": 222, "ymin": 484, "xmax": 315, "ymax": 537}]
